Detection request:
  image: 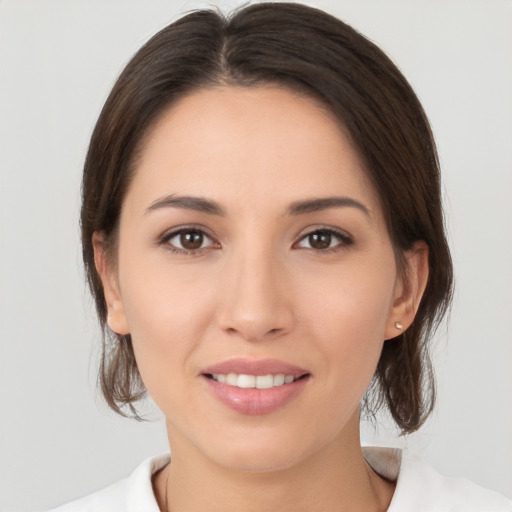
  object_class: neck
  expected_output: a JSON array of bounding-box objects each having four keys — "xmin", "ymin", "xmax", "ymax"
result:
[{"xmin": 155, "ymin": 414, "xmax": 395, "ymax": 512}]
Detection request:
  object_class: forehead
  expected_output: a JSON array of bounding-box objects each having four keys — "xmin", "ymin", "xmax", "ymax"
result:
[{"xmin": 126, "ymin": 86, "xmax": 380, "ymax": 216}]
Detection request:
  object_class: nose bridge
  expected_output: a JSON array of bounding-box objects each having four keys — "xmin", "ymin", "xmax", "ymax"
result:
[{"xmin": 218, "ymin": 239, "xmax": 293, "ymax": 341}]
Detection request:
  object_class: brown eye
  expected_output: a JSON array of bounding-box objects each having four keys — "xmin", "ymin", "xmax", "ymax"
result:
[
  {"xmin": 180, "ymin": 231, "xmax": 204, "ymax": 250},
  {"xmin": 164, "ymin": 228, "xmax": 216, "ymax": 252},
  {"xmin": 296, "ymin": 229, "xmax": 352, "ymax": 252},
  {"xmin": 308, "ymin": 231, "xmax": 332, "ymax": 250}
]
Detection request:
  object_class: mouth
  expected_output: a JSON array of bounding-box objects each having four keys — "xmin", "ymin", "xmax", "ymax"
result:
[
  {"xmin": 200, "ymin": 359, "xmax": 311, "ymax": 415},
  {"xmin": 204, "ymin": 372, "xmax": 308, "ymax": 389}
]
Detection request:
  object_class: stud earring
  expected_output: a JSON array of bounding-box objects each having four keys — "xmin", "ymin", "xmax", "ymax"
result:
[{"xmin": 394, "ymin": 321, "xmax": 403, "ymax": 330}]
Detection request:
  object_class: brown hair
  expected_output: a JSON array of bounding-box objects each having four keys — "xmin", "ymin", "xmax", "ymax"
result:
[{"xmin": 81, "ymin": 2, "xmax": 453, "ymax": 432}]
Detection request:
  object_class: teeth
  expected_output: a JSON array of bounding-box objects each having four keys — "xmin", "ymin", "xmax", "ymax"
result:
[
  {"xmin": 256, "ymin": 375, "xmax": 273, "ymax": 389},
  {"xmin": 274, "ymin": 374, "xmax": 285, "ymax": 386},
  {"xmin": 211, "ymin": 373, "xmax": 298, "ymax": 388},
  {"xmin": 226, "ymin": 373, "xmax": 238, "ymax": 386},
  {"xmin": 238, "ymin": 374, "xmax": 256, "ymax": 388}
]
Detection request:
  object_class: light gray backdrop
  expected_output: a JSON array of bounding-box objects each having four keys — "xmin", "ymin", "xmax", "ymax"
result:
[{"xmin": 1, "ymin": 1, "xmax": 511, "ymax": 510}]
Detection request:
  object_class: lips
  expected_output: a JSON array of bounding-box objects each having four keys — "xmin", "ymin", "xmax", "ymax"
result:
[
  {"xmin": 200, "ymin": 358, "xmax": 310, "ymax": 415},
  {"xmin": 202, "ymin": 358, "xmax": 309, "ymax": 378}
]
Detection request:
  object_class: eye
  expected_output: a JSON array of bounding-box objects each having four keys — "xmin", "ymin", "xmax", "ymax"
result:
[
  {"xmin": 295, "ymin": 228, "xmax": 352, "ymax": 252},
  {"xmin": 161, "ymin": 228, "xmax": 218, "ymax": 253}
]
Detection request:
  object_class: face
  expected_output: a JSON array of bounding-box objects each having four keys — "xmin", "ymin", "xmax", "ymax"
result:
[{"xmin": 98, "ymin": 86, "xmax": 422, "ymax": 472}]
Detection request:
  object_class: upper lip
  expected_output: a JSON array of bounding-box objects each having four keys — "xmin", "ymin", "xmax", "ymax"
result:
[{"xmin": 201, "ymin": 358, "xmax": 309, "ymax": 378}]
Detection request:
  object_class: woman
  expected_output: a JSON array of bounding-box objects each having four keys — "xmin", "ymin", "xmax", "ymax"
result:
[{"xmin": 50, "ymin": 2, "xmax": 511, "ymax": 511}]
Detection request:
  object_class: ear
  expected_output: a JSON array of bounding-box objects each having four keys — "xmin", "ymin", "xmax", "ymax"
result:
[
  {"xmin": 385, "ymin": 241, "xmax": 429, "ymax": 340},
  {"xmin": 92, "ymin": 232, "xmax": 130, "ymax": 335}
]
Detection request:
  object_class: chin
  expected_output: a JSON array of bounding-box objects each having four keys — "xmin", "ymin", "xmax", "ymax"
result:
[
  {"xmin": 211, "ymin": 442, "xmax": 309, "ymax": 474},
  {"xmin": 194, "ymin": 420, "xmax": 334, "ymax": 474}
]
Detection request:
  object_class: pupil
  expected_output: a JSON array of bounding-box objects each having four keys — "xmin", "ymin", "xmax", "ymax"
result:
[
  {"xmin": 180, "ymin": 231, "xmax": 203, "ymax": 250},
  {"xmin": 309, "ymin": 231, "xmax": 331, "ymax": 249}
]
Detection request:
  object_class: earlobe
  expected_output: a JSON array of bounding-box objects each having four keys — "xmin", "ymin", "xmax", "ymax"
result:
[
  {"xmin": 385, "ymin": 241, "xmax": 429, "ymax": 340},
  {"xmin": 92, "ymin": 232, "xmax": 130, "ymax": 335},
  {"xmin": 105, "ymin": 297, "xmax": 130, "ymax": 335}
]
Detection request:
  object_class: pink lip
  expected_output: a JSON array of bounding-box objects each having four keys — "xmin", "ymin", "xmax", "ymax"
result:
[
  {"xmin": 201, "ymin": 358, "xmax": 309, "ymax": 378},
  {"xmin": 200, "ymin": 358, "xmax": 310, "ymax": 416}
]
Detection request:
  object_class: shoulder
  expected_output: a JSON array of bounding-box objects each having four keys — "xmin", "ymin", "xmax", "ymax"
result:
[
  {"xmin": 363, "ymin": 446, "xmax": 512, "ymax": 512},
  {"xmin": 47, "ymin": 454, "xmax": 170, "ymax": 512},
  {"xmin": 47, "ymin": 478, "xmax": 128, "ymax": 512},
  {"xmin": 394, "ymin": 449, "xmax": 512, "ymax": 511}
]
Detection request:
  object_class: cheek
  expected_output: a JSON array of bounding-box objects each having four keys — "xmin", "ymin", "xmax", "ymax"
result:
[
  {"xmin": 117, "ymin": 257, "xmax": 219, "ymax": 406},
  {"xmin": 298, "ymin": 253, "xmax": 396, "ymax": 383}
]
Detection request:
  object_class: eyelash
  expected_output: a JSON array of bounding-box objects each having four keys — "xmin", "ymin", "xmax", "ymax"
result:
[
  {"xmin": 294, "ymin": 227, "xmax": 354, "ymax": 253},
  {"xmin": 158, "ymin": 226, "xmax": 353, "ymax": 255},
  {"xmin": 159, "ymin": 226, "xmax": 218, "ymax": 255}
]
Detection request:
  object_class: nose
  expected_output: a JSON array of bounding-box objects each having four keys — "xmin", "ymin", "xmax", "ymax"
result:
[{"xmin": 217, "ymin": 249, "xmax": 295, "ymax": 342}]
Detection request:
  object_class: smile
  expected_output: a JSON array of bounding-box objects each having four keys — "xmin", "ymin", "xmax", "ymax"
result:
[
  {"xmin": 201, "ymin": 359, "xmax": 310, "ymax": 415},
  {"xmin": 209, "ymin": 373, "xmax": 297, "ymax": 389}
]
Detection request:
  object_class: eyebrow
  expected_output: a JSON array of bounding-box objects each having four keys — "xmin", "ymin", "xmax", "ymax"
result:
[
  {"xmin": 146, "ymin": 195, "xmax": 225, "ymax": 216},
  {"xmin": 287, "ymin": 196, "xmax": 371, "ymax": 217},
  {"xmin": 145, "ymin": 194, "xmax": 370, "ymax": 218}
]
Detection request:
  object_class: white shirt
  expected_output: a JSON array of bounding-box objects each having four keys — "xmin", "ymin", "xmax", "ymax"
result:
[{"xmin": 48, "ymin": 447, "xmax": 512, "ymax": 511}]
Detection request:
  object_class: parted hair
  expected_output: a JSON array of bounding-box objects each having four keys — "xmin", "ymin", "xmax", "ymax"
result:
[{"xmin": 81, "ymin": 2, "xmax": 453, "ymax": 432}]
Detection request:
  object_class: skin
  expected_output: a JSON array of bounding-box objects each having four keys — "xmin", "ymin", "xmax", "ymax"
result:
[{"xmin": 95, "ymin": 86, "xmax": 429, "ymax": 511}]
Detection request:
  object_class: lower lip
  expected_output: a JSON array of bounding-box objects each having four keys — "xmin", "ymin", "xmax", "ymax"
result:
[{"xmin": 202, "ymin": 375, "xmax": 309, "ymax": 415}]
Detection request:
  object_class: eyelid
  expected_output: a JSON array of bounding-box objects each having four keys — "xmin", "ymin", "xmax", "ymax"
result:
[
  {"xmin": 157, "ymin": 224, "xmax": 353, "ymax": 254},
  {"xmin": 158, "ymin": 224, "xmax": 220, "ymax": 253},
  {"xmin": 293, "ymin": 225, "xmax": 354, "ymax": 251}
]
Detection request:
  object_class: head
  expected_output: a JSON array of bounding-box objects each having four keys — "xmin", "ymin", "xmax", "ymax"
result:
[{"xmin": 82, "ymin": 2, "xmax": 453, "ymax": 440}]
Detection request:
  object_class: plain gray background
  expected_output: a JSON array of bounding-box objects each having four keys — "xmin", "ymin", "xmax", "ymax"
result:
[{"xmin": 1, "ymin": 0, "xmax": 511, "ymax": 510}]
